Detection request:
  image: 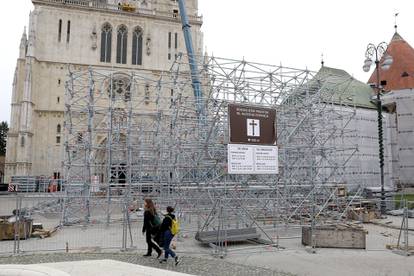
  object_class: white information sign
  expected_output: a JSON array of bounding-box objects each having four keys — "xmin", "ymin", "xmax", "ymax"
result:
[{"xmin": 228, "ymin": 144, "xmax": 279, "ymax": 174}]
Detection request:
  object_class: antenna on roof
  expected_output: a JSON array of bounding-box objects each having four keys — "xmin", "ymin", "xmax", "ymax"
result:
[{"xmin": 394, "ymin": 12, "xmax": 399, "ymax": 33}]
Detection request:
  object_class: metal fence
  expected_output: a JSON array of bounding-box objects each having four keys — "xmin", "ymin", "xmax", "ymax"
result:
[
  {"xmin": 0, "ymin": 194, "xmax": 136, "ymax": 255},
  {"xmin": 0, "ymin": 193, "xmax": 413, "ymax": 257}
]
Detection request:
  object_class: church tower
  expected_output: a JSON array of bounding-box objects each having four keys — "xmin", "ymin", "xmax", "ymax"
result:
[
  {"xmin": 368, "ymin": 32, "xmax": 414, "ymax": 91},
  {"xmin": 368, "ymin": 29, "xmax": 414, "ymax": 188},
  {"xmin": 5, "ymin": 0, "xmax": 203, "ymax": 183}
]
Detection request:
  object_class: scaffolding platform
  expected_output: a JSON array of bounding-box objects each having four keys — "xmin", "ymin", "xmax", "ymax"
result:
[{"xmin": 195, "ymin": 227, "xmax": 261, "ymax": 244}]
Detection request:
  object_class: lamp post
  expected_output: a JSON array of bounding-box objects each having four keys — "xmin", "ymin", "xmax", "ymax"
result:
[{"xmin": 363, "ymin": 42, "xmax": 393, "ymax": 215}]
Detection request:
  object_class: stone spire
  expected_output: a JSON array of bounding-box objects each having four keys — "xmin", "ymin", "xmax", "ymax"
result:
[
  {"xmin": 19, "ymin": 27, "xmax": 27, "ymax": 58},
  {"xmin": 26, "ymin": 11, "xmax": 37, "ymax": 57}
]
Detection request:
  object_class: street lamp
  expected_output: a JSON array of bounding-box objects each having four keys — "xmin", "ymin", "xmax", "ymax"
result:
[{"xmin": 362, "ymin": 42, "xmax": 393, "ymax": 215}]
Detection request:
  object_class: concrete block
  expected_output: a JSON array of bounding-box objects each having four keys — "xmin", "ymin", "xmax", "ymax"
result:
[{"xmin": 302, "ymin": 225, "xmax": 366, "ymax": 249}]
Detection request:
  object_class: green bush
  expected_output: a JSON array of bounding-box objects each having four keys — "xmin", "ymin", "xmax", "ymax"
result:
[{"xmin": 394, "ymin": 194, "xmax": 414, "ymax": 209}]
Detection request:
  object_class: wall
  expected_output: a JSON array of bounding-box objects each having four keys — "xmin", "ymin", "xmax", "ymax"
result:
[
  {"xmin": 383, "ymin": 89, "xmax": 414, "ymax": 187},
  {"xmin": 328, "ymin": 106, "xmax": 393, "ymax": 191}
]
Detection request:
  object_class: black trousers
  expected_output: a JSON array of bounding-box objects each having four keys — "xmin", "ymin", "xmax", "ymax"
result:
[{"xmin": 145, "ymin": 230, "xmax": 161, "ymax": 255}]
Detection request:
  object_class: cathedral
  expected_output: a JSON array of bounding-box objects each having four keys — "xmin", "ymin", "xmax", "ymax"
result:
[
  {"xmin": 5, "ymin": 1, "xmax": 414, "ymax": 191},
  {"xmin": 5, "ymin": 0, "xmax": 203, "ymax": 183}
]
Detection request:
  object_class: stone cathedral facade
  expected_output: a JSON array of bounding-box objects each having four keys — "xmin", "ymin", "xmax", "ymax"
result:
[{"xmin": 5, "ymin": 0, "xmax": 203, "ymax": 183}]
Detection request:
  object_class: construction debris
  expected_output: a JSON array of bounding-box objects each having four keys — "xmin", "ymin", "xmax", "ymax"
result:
[
  {"xmin": 387, "ymin": 209, "xmax": 414, "ymax": 218},
  {"xmin": 31, "ymin": 226, "xmax": 60, "ymax": 239},
  {"xmin": 386, "ymin": 244, "xmax": 414, "ymax": 255},
  {"xmin": 0, "ymin": 216, "xmax": 33, "ymax": 240},
  {"xmin": 347, "ymin": 200, "xmax": 380, "ymax": 223}
]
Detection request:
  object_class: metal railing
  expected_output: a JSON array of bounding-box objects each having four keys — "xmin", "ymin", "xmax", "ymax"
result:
[
  {"xmin": 0, "ymin": 193, "xmax": 412, "ymax": 257},
  {"xmin": 1, "ymin": 194, "xmax": 137, "ymax": 255}
]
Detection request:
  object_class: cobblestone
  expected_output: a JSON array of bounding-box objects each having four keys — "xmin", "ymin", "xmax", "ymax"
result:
[{"xmin": 0, "ymin": 253, "xmax": 294, "ymax": 276}]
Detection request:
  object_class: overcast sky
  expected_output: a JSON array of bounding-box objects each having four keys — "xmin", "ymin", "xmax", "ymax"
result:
[{"xmin": 1, "ymin": 0, "xmax": 413, "ymax": 123}]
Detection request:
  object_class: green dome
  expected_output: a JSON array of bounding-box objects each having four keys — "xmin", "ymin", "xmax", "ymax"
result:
[{"xmin": 314, "ymin": 66, "xmax": 377, "ymax": 109}]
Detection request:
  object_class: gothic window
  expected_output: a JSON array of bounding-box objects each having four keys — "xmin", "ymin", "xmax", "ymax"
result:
[
  {"xmin": 132, "ymin": 27, "xmax": 143, "ymax": 65},
  {"xmin": 56, "ymin": 136, "xmax": 61, "ymax": 144},
  {"xmin": 53, "ymin": 172, "xmax": 61, "ymax": 179},
  {"xmin": 77, "ymin": 133, "xmax": 83, "ymax": 144},
  {"xmin": 108, "ymin": 74, "xmax": 131, "ymax": 102},
  {"xmin": 100, "ymin": 23, "xmax": 112, "ymax": 63},
  {"xmin": 57, "ymin": 124, "xmax": 61, "ymax": 134},
  {"xmin": 144, "ymin": 84, "xmax": 150, "ymax": 103},
  {"xmin": 58, "ymin": 19, "xmax": 62, "ymax": 42},
  {"xmin": 168, "ymin": 32, "xmax": 172, "ymax": 60},
  {"xmin": 168, "ymin": 32, "xmax": 172, "ymax": 49},
  {"xmin": 174, "ymin": 32, "xmax": 178, "ymax": 59},
  {"xmin": 116, "ymin": 25, "xmax": 128, "ymax": 64},
  {"xmin": 66, "ymin": 20, "xmax": 71, "ymax": 43}
]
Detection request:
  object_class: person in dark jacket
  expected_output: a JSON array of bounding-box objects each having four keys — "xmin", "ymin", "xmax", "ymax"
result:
[
  {"xmin": 142, "ymin": 198, "xmax": 162, "ymax": 258},
  {"xmin": 159, "ymin": 206, "xmax": 180, "ymax": 265}
]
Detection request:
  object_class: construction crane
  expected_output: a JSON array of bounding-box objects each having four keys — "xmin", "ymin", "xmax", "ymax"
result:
[{"xmin": 177, "ymin": 0, "xmax": 204, "ymax": 120}]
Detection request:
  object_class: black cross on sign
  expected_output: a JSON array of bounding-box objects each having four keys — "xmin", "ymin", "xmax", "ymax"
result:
[{"xmin": 250, "ymin": 120, "xmax": 258, "ymax": 136}]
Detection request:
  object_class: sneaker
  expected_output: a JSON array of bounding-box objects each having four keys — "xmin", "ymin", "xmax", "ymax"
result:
[
  {"xmin": 159, "ymin": 259, "xmax": 167, "ymax": 264},
  {"xmin": 174, "ymin": 256, "xmax": 180, "ymax": 266},
  {"xmin": 143, "ymin": 253, "xmax": 151, "ymax": 257}
]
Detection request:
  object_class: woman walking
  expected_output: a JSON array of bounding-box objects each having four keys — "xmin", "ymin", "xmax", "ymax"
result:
[
  {"xmin": 142, "ymin": 198, "xmax": 162, "ymax": 258},
  {"xmin": 159, "ymin": 206, "xmax": 180, "ymax": 265}
]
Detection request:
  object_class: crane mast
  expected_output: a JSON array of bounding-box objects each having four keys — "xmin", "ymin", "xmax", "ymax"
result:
[{"xmin": 177, "ymin": 0, "xmax": 204, "ymax": 120}]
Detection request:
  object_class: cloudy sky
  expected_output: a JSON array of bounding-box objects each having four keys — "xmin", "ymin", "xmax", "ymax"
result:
[{"xmin": 0, "ymin": 0, "xmax": 413, "ymax": 123}]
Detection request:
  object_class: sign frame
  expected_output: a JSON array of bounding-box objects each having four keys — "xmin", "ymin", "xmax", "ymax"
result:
[{"xmin": 228, "ymin": 103, "xmax": 277, "ymax": 145}]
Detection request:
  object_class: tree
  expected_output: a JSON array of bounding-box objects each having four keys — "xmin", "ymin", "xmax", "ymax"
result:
[{"xmin": 0, "ymin": 121, "xmax": 8, "ymax": 156}]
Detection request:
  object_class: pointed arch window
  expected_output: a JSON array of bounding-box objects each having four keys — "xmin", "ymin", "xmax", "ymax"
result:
[
  {"xmin": 58, "ymin": 19, "xmax": 62, "ymax": 42},
  {"xmin": 66, "ymin": 20, "xmax": 71, "ymax": 43},
  {"xmin": 116, "ymin": 25, "xmax": 128, "ymax": 64},
  {"xmin": 100, "ymin": 23, "xmax": 112, "ymax": 63},
  {"xmin": 132, "ymin": 27, "xmax": 143, "ymax": 65},
  {"xmin": 57, "ymin": 124, "xmax": 61, "ymax": 134}
]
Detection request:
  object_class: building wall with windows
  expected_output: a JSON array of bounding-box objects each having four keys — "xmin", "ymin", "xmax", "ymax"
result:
[
  {"xmin": 368, "ymin": 32, "xmax": 414, "ymax": 188},
  {"xmin": 5, "ymin": 0, "xmax": 203, "ymax": 183},
  {"xmin": 383, "ymin": 89, "xmax": 414, "ymax": 187}
]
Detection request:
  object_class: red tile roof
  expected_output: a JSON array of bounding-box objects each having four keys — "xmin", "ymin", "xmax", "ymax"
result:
[{"xmin": 368, "ymin": 32, "xmax": 414, "ymax": 91}]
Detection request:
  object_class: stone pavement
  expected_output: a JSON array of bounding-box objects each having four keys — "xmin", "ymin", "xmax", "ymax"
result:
[
  {"xmin": 0, "ymin": 253, "xmax": 291, "ymax": 276},
  {"xmin": 0, "ymin": 260, "xmax": 195, "ymax": 276},
  {"xmin": 0, "ymin": 265, "xmax": 70, "ymax": 276}
]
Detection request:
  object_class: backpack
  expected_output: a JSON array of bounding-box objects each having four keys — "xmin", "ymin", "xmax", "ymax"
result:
[
  {"xmin": 152, "ymin": 212, "xmax": 162, "ymax": 227},
  {"xmin": 166, "ymin": 215, "xmax": 180, "ymax": 235}
]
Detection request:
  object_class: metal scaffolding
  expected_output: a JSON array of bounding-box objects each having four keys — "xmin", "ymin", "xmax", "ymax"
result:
[{"xmin": 62, "ymin": 55, "xmax": 362, "ymax": 254}]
